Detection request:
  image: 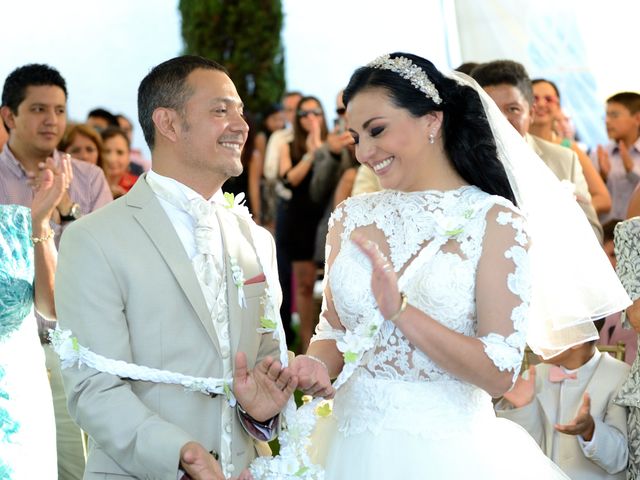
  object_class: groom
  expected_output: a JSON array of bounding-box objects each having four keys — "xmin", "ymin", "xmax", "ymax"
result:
[{"xmin": 55, "ymin": 56, "xmax": 297, "ymax": 480}]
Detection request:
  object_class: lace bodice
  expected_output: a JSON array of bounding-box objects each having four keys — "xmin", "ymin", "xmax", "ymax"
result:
[{"xmin": 312, "ymin": 186, "xmax": 530, "ymax": 385}]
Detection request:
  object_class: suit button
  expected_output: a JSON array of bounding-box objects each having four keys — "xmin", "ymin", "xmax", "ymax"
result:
[
  {"xmin": 227, "ymin": 464, "xmax": 235, "ymax": 473},
  {"xmin": 225, "ymin": 423, "xmax": 232, "ymax": 433}
]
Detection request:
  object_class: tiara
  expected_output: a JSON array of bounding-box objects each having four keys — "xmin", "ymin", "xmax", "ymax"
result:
[{"xmin": 367, "ymin": 54, "xmax": 442, "ymax": 105}]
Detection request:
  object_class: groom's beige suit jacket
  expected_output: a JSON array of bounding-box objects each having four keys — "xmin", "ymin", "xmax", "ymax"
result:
[{"xmin": 55, "ymin": 176, "xmax": 281, "ymax": 479}]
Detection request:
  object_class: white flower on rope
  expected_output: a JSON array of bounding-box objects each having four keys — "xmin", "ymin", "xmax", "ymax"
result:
[
  {"xmin": 250, "ymin": 399, "xmax": 325, "ymax": 480},
  {"xmin": 229, "ymin": 257, "xmax": 247, "ymax": 309},
  {"xmin": 49, "ymin": 328, "xmax": 236, "ymax": 406}
]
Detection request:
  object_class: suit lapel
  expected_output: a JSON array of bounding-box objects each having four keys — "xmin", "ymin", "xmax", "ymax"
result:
[
  {"xmin": 536, "ymin": 364, "xmax": 560, "ymax": 427},
  {"xmin": 216, "ymin": 207, "xmax": 262, "ymax": 353},
  {"xmin": 127, "ymin": 177, "xmax": 222, "ymax": 355}
]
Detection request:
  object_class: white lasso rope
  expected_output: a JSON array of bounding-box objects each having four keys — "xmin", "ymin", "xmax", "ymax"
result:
[{"xmin": 49, "ymin": 328, "xmax": 236, "ymax": 404}]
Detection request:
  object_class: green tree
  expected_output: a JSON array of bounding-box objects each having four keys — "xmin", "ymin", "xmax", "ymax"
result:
[{"xmin": 179, "ymin": 0, "xmax": 285, "ymax": 115}]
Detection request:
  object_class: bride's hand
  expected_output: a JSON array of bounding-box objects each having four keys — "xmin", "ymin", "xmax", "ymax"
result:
[
  {"xmin": 289, "ymin": 355, "xmax": 335, "ymax": 398},
  {"xmin": 351, "ymin": 234, "xmax": 401, "ymax": 320}
]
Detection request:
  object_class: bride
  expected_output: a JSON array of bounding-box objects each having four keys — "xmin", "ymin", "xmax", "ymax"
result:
[{"xmin": 285, "ymin": 53, "xmax": 630, "ymax": 479}]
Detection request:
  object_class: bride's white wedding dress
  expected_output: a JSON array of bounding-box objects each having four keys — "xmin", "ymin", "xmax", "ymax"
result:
[{"xmin": 311, "ymin": 186, "xmax": 568, "ymax": 479}]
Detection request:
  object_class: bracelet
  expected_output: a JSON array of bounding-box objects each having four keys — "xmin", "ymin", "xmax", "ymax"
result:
[
  {"xmin": 31, "ymin": 229, "xmax": 55, "ymax": 245},
  {"xmin": 305, "ymin": 355, "xmax": 328, "ymax": 372},
  {"xmin": 387, "ymin": 291, "xmax": 408, "ymax": 323},
  {"xmin": 301, "ymin": 152, "xmax": 314, "ymax": 163}
]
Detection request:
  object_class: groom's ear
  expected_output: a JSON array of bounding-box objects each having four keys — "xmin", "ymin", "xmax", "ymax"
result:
[{"xmin": 152, "ymin": 107, "xmax": 180, "ymax": 144}]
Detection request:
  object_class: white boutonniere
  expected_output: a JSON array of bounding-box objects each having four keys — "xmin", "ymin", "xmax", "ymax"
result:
[
  {"xmin": 257, "ymin": 292, "xmax": 280, "ymax": 339},
  {"xmin": 229, "ymin": 257, "xmax": 247, "ymax": 308},
  {"xmin": 223, "ymin": 192, "xmax": 252, "ymax": 219}
]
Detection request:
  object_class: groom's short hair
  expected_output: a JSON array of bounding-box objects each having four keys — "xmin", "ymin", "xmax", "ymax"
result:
[{"xmin": 138, "ymin": 55, "xmax": 228, "ymax": 149}]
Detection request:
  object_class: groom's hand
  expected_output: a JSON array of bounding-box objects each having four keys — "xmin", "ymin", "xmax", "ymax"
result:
[
  {"xmin": 179, "ymin": 441, "xmax": 224, "ymax": 480},
  {"xmin": 233, "ymin": 352, "xmax": 297, "ymax": 422}
]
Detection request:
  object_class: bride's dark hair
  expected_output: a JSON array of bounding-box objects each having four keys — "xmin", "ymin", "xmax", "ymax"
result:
[{"xmin": 343, "ymin": 52, "xmax": 516, "ymax": 205}]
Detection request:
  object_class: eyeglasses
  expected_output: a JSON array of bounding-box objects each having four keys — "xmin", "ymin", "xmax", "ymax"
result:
[
  {"xmin": 298, "ymin": 108, "xmax": 323, "ymax": 118},
  {"xmin": 336, "ymin": 107, "xmax": 346, "ymax": 116},
  {"xmin": 533, "ymin": 94, "xmax": 558, "ymax": 104}
]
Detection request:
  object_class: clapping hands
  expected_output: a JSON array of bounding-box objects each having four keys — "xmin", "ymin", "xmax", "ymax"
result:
[
  {"xmin": 31, "ymin": 155, "xmax": 70, "ymax": 229},
  {"xmin": 305, "ymin": 115, "xmax": 323, "ymax": 153}
]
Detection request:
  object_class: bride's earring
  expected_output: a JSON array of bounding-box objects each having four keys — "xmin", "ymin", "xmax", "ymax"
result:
[{"xmin": 428, "ymin": 131, "xmax": 435, "ymax": 144}]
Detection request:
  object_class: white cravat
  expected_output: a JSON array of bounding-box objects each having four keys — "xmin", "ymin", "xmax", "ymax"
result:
[{"xmin": 146, "ymin": 171, "xmax": 236, "ymax": 476}]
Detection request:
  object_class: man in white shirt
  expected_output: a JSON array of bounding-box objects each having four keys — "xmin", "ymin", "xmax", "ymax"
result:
[{"xmin": 55, "ymin": 55, "xmax": 296, "ymax": 480}]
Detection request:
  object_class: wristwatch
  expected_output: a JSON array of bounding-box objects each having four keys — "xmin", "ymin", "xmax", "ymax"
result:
[{"xmin": 59, "ymin": 203, "xmax": 81, "ymax": 222}]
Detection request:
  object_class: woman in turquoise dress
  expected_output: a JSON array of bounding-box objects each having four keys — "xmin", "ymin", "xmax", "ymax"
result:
[{"xmin": 1, "ymin": 163, "xmax": 67, "ymax": 479}]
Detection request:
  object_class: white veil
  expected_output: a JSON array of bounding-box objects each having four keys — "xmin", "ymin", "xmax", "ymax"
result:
[{"xmin": 450, "ymin": 72, "xmax": 631, "ymax": 358}]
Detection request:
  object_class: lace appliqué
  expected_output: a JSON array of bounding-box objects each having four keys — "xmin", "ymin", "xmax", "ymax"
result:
[{"xmin": 479, "ymin": 212, "xmax": 531, "ymax": 381}]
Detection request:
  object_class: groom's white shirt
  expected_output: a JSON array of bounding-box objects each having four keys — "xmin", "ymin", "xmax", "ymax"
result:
[{"xmin": 146, "ymin": 169, "xmax": 225, "ymax": 264}]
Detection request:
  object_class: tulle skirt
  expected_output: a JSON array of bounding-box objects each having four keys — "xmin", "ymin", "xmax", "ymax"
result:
[{"xmin": 312, "ymin": 372, "xmax": 568, "ymax": 479}]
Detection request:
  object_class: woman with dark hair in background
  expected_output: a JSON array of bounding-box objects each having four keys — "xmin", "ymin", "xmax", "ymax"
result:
[
  {"xmin": 60, "ymin": 123, "xmax": 104, "ymax": 167},
  {"xmin": 277, "ymin": 95, "xmax": 327, "ymax": 351},
  {"xmin": 254, "ymin": 104, "xmax": 285, "ymax": 230},
  {"xmin": 100, "ymin": 126, "xmax": 138, "ymax": 198},
  {"xmin": 286, "ymin": 53, "xmax": 629, "ymax": 479}
]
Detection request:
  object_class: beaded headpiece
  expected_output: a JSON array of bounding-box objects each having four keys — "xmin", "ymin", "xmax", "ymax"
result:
[{"xmin": 367, "ymin": 54, "xmax": 442, "ymax": 105}]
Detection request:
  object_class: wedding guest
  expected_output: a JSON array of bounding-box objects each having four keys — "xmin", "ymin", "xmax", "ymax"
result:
[
  {"xmin": 254, "ymin": 103, "xmax": 285, "ymax": 230},
  {"xmin": 86, "ymin": 107, "xmax": 118, "ymax": 132},
  {"xmin": 592, "ymin": 92, "xmax": 640, "ymax": 224},
  {"xmin": 470, "ymin": 61, "xmax": 604, "ymax": 243},
  {"xmin": 530, "ymin": 78, "xmax": 612, "ymax": 216},
  {"xmin": 308, "ymin": 90, "xmax": 357, "ymax": 265},
  {"xmin": 613, "ymin": 218, "xmax": 640, "ymax": 479},
  {"xmin": 0, "ymin": 117, "xmax": 8, "ymax": 149},
  {"xmin": 116, "ymin": 113, "xmax": 151, "ymax": 172},
  {"xmin": 55, "ymin": 55, "xmax": 295, "ymax": 480},
  {"xmin": 60, "ymin": 123, "xmax": 104, "ymax": 167},
  {"xmin": 0, "ymin": 63, "xmax": 112, "ymax": 480},
  {"xmin": 496, "ymin": 323, "xmax": 629, "ymax": 479},
  {"xmin": 599, "ymin": 219, "xmax": 638, "ymax": 365},
  {"xmin": 264, "ymin": 91, "xmax": 302, "ymax": 345},
  {"xmin": 277, "ymin": 95, "xmax": 327, "ymax": 352},
  {"xmin": 288, "ymin": 52, "xmax": 628, "ymax": 479},
  {"xmin": 0, "ymin": 161, "xmax": 67, "ymax": 479},
  {"xmin": 100, "ymin": 126, "xmax": 138, "ymax": 198}
]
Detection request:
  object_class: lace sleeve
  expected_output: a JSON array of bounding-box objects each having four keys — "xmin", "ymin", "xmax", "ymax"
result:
[
  {"xmin": 476, "ymin": 204, "xmax": 530, "ymax": 381},
  {"xmin": 615, "ymin": 218, "xmax": 640, "ymax": 328},
  {"xmin": 310, "ymin": 205, "xmax": 347, "ymax": 343}
]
